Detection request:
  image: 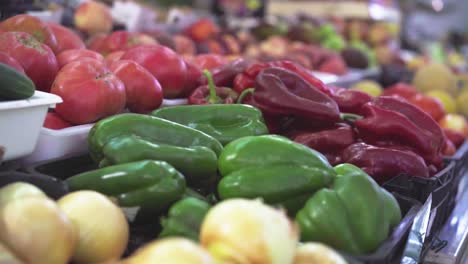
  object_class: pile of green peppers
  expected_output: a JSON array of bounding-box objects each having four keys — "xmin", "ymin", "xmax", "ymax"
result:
[{"xmin": 66, "ymin": 104, "xmax": 402, "ymax": 255}]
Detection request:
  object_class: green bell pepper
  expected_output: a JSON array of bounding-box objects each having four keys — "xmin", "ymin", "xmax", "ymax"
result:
[
  {"xmin": 217, "ymin": 135, "xmax": 335, "ymax": 214},
  {"xmin": 88, "ymin": 113, "xmax": 223, "ymax": 163},
  {"xmin": 218, "ymin": 135, "xmax": 334, "ymax": 176},
  {"xmin": 151, "ymin": 104, "xmax": 269, "ymax": 145},
  {"xmin": 66, "ymin": 160, "xmax": 186, "ymax": 210},
  {"xmin": 159, "ymin": 197, "xmax": 211, "ymax": 241},
  {"xmin": 101, "ymin": 135, "xmax": 218, "ymax": 185},
  {"xmin": 296, "ymin": 163, "xmax": 402, "ymax": 255}
]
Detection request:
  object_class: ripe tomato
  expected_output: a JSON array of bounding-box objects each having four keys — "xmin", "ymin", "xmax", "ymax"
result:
[
  {"xmin": 193, "ymin": 54, "xmax": 228, "ymax": 71},
  {"xmin": 182, "ymin": 59, "xmax": 202, "ymax": 96},
  {"xmin": 87, "ymin": 33, "xmax": 108, "ymax": 52},
  {"xmin": 0, "ymin": 14, "xmax": 58, "ymax": 53},
  {"xmin": 122, "ymin": 44, "xmax": 188, "ymax": 98},
  {"xmin": 0, "ymin": 51, "xmax": 24, "ymax": 73},
  {"xmin": 0, "ymin": 32, "xmax": 58, "ymax": 92},
  {"xmin": 47, "ymin": 22, "xmax": 85, "ymax": 54},
  {"xmin": 383, "ymin": 83, "xmax": 418, "ymax": 100},
  {"xmin": 110, "ymin": 60, "xmax": 163, "ymax": 113},
  {"xmin": 57, "ymin": 49, "xmax": 104, "ymax": 68},
  {"xmin": 43, "ymin": 112, "xmax": 72, "ymax": 130},
  {"xmin": 105, "ymin": 51, "xmax": 125, "ymax": 66},
  {"xmin": 51, "ymin": 58, "xmax": 126, "ymax": 124},
  {"xmin": 409, "ymin": 94, "xmax": 446, "ymax": 121}
]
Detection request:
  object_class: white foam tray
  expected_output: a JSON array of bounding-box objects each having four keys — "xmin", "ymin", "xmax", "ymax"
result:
[{"xmin": 0, "ymin": 91, "xmax": 62, "ymax": 162}]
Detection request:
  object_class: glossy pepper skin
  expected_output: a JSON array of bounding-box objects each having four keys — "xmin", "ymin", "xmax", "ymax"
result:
[
  {"xmin": 292, "ymin": 123, "xmax": 356, "ymax": 165},
  {"xmin": 251, "ymin": 68, "xmax": 340, "ymax": 123},
  {"xmin": 234, "ymin": 60, "xmax": 333, "ymax": 96},
  {"xmin": 198, "ymin": 59, "xmax": 250, "ymax": 87},
  {"xmin": 159, "ymin": 197, "xmax": 211, "ymax": 241},
  {"xmin": 341, "ymin": 142, "xmax": 429, "ymax": 183},
  {"xmin": 329, "ymin": 86, "xmax": 372, "ymax": 115},
  {"xmin": 189, "ymin": 70, "xmax": 238, "ymax": 105},
  {"xmin": 101, "ymin": 135, "xmax": 218, "ymax": 185},
  {"xmin": 218, "ymin": 135, "xmax": 335, "ymax": 214},
  {"xmin": 355, "ymin": 96, "xmax": 445, "ymax": 168},
  {"xmin": 152, "ymin": 104, "xmax": 269, "ymax": 145},
  {"xmin": 66, "ymin": 160, "xmax": 186, "ymax": 209},
  {"xmin": 296, "ymin": 164, "xmax": 402, "ymax": 255},
  {"xmin": 88, "ymin": 113, "xmax": 223, "ymax": 163}
]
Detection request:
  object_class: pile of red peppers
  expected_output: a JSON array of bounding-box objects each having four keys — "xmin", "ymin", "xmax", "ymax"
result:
[{"xmin": 187, "ymin": 59, "xmax": 447, "ymax": 184}]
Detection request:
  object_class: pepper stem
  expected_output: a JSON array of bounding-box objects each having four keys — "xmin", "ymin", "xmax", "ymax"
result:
[
  {"xmin": 203, "ymin": 69, "xmax": 219, "ymax": 104},
  {"xmin": 237, "ymin": 88, "xmax": 255, "ymax": 104},
  {"xmin": 340, "ymin": 113, "xmax": 363, "ymax": 123}
]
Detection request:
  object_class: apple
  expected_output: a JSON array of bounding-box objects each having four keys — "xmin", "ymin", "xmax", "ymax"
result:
[
  {"xmin": 0, "ymin": 32, "xmax": 58, "ymax": 92},
  {"xmin": 47, "ymin": 22, "xmax": 85, "ymax": 54},
  {"xmin": 74, "ymin": 0, "xmax": 113, "ymax": 36},
  {"xmin": 0, "ymin": 14, "xmax": 58, "ymax": 53}
]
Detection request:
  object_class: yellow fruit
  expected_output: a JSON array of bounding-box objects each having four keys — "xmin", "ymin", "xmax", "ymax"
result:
[
  {"xmin": 0, "ymin": 197, "xmax": 75, "ymax": 264},
  {"xmin": 351, "ymin": 80, "xmax": 383, "ymax": 97},
  {"xmin": 0, "ymin": 182, "xmax": 46, "ymax": 208},
  {"xmin": 58, "ymin": 191, "xmax": 129, "ymax": 264},
  {"xmin": 413, "ymin": 63, "xmax": 457, "ymax": 95},
  {"xmin": 456, "ymin": 90, "xmax": 468, "ymax": 117},
  {"xmin": 426, "ymin": 90, "xmax": 457, "ymax": 114}
]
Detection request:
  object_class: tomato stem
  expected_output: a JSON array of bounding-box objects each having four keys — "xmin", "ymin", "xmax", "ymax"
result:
[{"xmin": 237, "ymin": 88, "xmax": 255, "ymax": 104}]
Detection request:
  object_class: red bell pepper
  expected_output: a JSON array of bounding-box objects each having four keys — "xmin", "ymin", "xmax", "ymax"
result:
[
  {"xmin": 329, "ymin": 86, "xmax": 372, "ymax": 115},
  {"xmin": 198, "ymin": 59, "xmax": 251, "ymax": 87},
  {"xmin": 188, "ymin": 70, "xmax": 238, "ymax": 105}
]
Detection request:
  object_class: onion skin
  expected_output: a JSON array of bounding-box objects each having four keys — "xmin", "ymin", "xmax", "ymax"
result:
[
  {"xmin": 57, "ymin": 191, "xmax": 129, "ymax": 264},
  {"xmin": 293, "ymin": 243, "xmax": 348, "ymax": 264},
  {"xmin": 122, "ymin": 237, "xmax": 214, "ymax": 264},
  {"xmin": 200, "ymin": 199, "xmax": 298, "ymax": 264},
  {"xmin": 0, "ymin": 197, "xmax": 75, "ymax": 264}
]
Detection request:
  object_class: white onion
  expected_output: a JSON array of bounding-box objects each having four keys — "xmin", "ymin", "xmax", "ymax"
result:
[
  {"xmin": 200, "ymin": 198, "xmax": 298, "ymax": 264},
  {"xmin": 57, "ymin": 191, "xmax": 129, "ymax": 264},
  {"xmin": 293, "ymin": 243, "xmax": 348, "ymax": 264},
  {"xmin": 123, "ymin": 237, "xmax": 214, "ymax": 264}
]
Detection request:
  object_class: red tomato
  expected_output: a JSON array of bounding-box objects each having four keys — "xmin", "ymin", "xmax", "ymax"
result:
[
  {"xmin": 443, "ymin": 128, "xmax": 466, "ymax": 148},
  {"xmin": 182, "ymin": 59, "xmax": 202, "ymax": 96},
  {"xmin": 57, "ymin": 49, "xmax": 104, "ymax": 68},
  {"xmin": 105, "ymin": 51, "xmax": 125, "ymax": 66},
  {"xmin": 0, "ymin": 51, "xmax": 24, "ymax": 73},
  {"xmin": 409, "ymin": 94, "xmax": 446, "ymax": 121},
  {"xmin": 0, "ymin": 14, "xmax": 58, "ymax": 53},
  {"xmin": 194, "ymin": 54, "xmax": 228, "ymax": 71},
  {"xmin": 0, "ymin": 32, "xmax": 58, "ymax": 92},
  {"xmin": 443, "ymin": 139, "xmax": 456, "ymax": 156},
  {"xmin": 110, "ymin": 60, "xmax": 163, "ymax": 113},
  {"xmin": 51, "ymin": 58, "xmax": 126, "ymax": 124},
  {"xmin": 87, "ymin": 33, "xmax": 108, "ymax": 52},
  {"xmin": 122, "ymin": 44, "xmax": 188, "ymax": 98},
  {"xmin": 173, "ymin": 35, "xmax": 196, "ymax": 56},
  {"xmin": 383, "ymin": 83, "xmax": 418, "ymax": 100},
  {"xmin": 184, "ymin": 18, "xmax": 219, "ymax": 42},
  {"xmin": 43, "ymin": 112, "xmax": 72, "ymax": 130},
  {"xmin": 90, "ymin": 31, "xmax": 157, "ymax": 55},
  {"xmin": 47, "ymin": 22, "xmax": 85, "ymax": 54}
]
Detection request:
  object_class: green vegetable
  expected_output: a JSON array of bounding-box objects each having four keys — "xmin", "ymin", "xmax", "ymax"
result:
[
  {"xmin": 66, "ymin": 160, "xmax": 186, "ymax": 210},
  {"xmin": 296, "ymin": 164, "xmax": 402, "ymax": 254},
  {"xmin": 0, "ymin": 63, "xmax": 35, "ymax": 100},
  {"xmin": 159, "ymin": 197, "xmax": 211, "ymax": 241},
  {"xmin": 152, "ymin": 104, "xmax": 268, "ymax": 145}
]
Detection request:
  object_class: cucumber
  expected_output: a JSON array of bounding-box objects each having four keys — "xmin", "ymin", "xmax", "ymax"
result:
[{"xmin": 0, "ymin": 63, "xmax": 35, "ymax": 100}]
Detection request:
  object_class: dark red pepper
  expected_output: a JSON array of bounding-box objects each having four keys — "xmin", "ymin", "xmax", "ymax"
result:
[
  {"xmin": 252, "ymin": 68, "xmax": 340, "ymax": 123},
  {"xmin": 341, "ymin": 142, "xmax": 429, "ymax": 184},
  {"xmin": 292, "ymin": 123, "xmax": 356, "ymax": 165},
  {"xmin": 329, "ymin": 86, "xmax": 372, "ymax": 115},
  {"xmin": 443, "ymin": 128, "xmax": 465, "ymax": 148},
  {"xmin": 235, "ymin": 60, "xmax": 334, "ymax": 96},
  {"xmin": 198, "ymin": 59, "xmax": 251, "ymax": 87},
  {"xmin": 188, "ymin": 70, "xmax": 238, "ymax": 105},
  {"xmin": 233, "ymin": 73, "xmax": 255, "ymax": 94},
  {"xmin": 354, "ymin": 96, "xmax": 445, "ymax": 168}
]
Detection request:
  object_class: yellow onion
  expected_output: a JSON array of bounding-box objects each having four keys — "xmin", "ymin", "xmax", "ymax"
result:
[
  {"xmin": 123, "ymin": 237, "xmax": 214, "ymax": 264},
  {"xmin": 0, "ymin": 182, "xmax": 46, "ymax": 208},
  {"xmin": 200, "ymin": 199, "xmax": 298, "ymax": 264},
  {"xmin": 0, "ymin": 196, "xmax": 75, "ymax": 264},
  {"xmin": 57, "ymin": 191, "xmax": 129, "ymax": 264},
  {"xmin": 293, "ymin": 243, "xmax": 348, "ymax": 264}
]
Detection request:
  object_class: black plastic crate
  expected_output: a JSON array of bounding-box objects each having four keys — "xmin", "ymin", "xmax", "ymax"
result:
[
  {"xmin": 0, "ymin": 171, "xmax": 68, "ymax": 199},
  {"xmin": 24, "ymin": 154, "xmax": 98, "ymax": 180},
  {"xmin": 382, "ymin": 161, "xmax": 456, "ymax": 205},
  {"xmin": 445, "ymin": 139, "xmax": 468, "ymax": 192},
  {"xmin": 342, "ymin": 194, "xmax": 422, "ymax": 264}
]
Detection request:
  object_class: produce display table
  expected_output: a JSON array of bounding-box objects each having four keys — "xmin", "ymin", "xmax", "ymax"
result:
[{"xmin": 425, "ymin": 172, "xmax": 468, "ymax": 264}]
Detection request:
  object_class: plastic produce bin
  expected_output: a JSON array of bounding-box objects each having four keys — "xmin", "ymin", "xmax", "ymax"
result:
[{"xmin": 0, "ymin": 91, "xmax": 62, "ymax": 162}]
